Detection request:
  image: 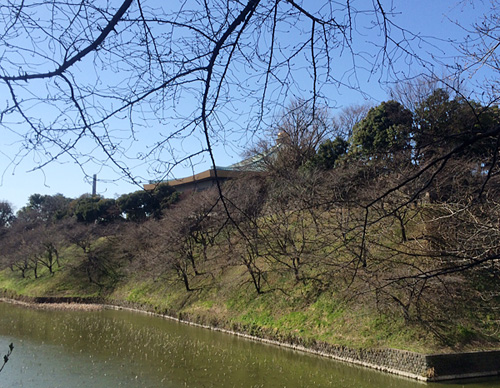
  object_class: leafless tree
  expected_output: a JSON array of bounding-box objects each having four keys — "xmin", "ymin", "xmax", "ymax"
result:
[
  {"xmin": 0, "ymin": 218, "xmax": 40, "ymax": 278},
  {"xmin": 455, "ymin": 0, "xmax": 500, "ymax": 102},
  {"xmin": 219, "ymin": 176, "xmax": 270, "ymax": 294},
  {"xmin": 389, "ymin": 77, "xmax": 441, "ymax": 113},
  {"xmin": 139, "ymin": 188, "xmax": 226, "ymax": 291},
  {"xmin": 333, "ymin": 103, "xmax": 373, "ymax": 139},
  {"xmin": 63, "ymin": 219, "xmax": 121, "ymax": 287},
  {"xmin": 0, "ymin": 0, "xmax": 469, "ymax": 187}
]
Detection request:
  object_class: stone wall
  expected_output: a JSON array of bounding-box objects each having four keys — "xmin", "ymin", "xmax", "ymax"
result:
[
  {"xmin": 303, "ymin": 345, "xmax": 430, "ymax": 380},
  {"xmin": 308, "ymin": 346, "xmax": 500, "ymax": 381}
]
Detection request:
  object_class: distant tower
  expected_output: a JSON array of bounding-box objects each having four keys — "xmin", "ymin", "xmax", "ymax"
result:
[{"xmin": 92, "ymin": 174, "xmax": 97, "ymax": 196}]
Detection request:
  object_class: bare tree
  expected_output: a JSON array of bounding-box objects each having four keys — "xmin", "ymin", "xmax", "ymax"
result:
[
  {"xmin": 63, "ymin": 219, "xmax": 121, "ymax": 287},
  {"xmin": 333, "ymin": 103, "xmax": 373, "ymax": 139},
  {"xmin": 0, "ymin": 0, "xmax": 469, "ymax": 187},
  {"xmin": 34, "ymin": 225, "xmax": 64, "ymax": 276},
  {"xmin": 455, "ymin": 0, "xmax": 500, "ymax": 102},
  {"xmin": 0, "ymin": 218, "xmax": 39, "ymax": 278},
  {"xmin": 138, "ymin": 187, "xmax": 226, "ymax": 291},
  {"xmin": 217, "ymin": 175, "xmax": 270, "ymax": 294}
]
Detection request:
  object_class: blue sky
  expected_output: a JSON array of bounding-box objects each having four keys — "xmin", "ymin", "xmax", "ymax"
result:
[{"xmin": 0, "ymin": 0, "xmax": 494, "ymax": 212}]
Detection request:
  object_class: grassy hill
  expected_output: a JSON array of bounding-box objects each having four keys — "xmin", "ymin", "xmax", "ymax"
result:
[{"xmin": 1, "ymin": 188, "xmax": 499, "ymax": 355}]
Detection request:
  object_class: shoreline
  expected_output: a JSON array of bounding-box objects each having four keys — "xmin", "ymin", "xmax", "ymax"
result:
[
  {"xmin": 0, "ymin": 298, "xmax": 103, "ymax": 311},
  {"xmin": 2, "ymin": 296, "xmax": 499, "ymax": 382}
]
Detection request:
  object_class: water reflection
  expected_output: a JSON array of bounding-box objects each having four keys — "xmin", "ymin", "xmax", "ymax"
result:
[{"xmin": 0, "ymin": 302, "xmax": 498, "ymax": 388}]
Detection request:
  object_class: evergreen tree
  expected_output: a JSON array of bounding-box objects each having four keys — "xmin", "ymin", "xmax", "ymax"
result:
[{"xmin": 350, "ymin": 101, "xmax": 413, "ymax": 161}]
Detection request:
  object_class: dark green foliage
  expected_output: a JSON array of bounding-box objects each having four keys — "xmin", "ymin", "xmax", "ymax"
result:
[
  {"xmin": 17, "ymin": 194, "xmax": 72, "ymax": 224},
  {"xmin": 0, "ymin": 201, "xmax": 14, "ymax": 229},
  {"xmin": 71, "ymin": 195, "xmax": 121, "ymax": 223},
  {"xmin": 117, "ymin": 191, "xmax": 154, "ymax": 222},
  {"xmin": 117, "ymin": 183, "xmax": 178, "ymax": 222},
  {"xmin": 414, "ymin": 89, "xmax": 465, "ymax": 157},
  {"xmin": 414, "ymin": 89, "xmax": 499, "ymax": 162},
  {"xmin": 309, "ymin": 136, "xmax": 349, "ymax": 170},
  {"xmin": 350, "ymin": 100, "xmax": 413, "ymax": 159}
]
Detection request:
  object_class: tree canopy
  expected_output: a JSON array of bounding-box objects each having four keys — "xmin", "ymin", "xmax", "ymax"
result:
[
  {"xmin": 309, "ymin": 137, "xmax": 349, "ymax": 170},
  {"xmin": 0, "ymin": 201, "xmax": 14, "ymax": 230},
  {"xmin": 117, "ymin": 183, "xmax": 178, "ymax": 221},
  {"xmin": 17, "ymin": 194, "xmax": 72, "ymax": 224},
  {"xmin": 414, "ymin": 89, "xmax": 500, "ymax": 162},
  {"xmin": 350, "ymin": 101, "xmax": 413, "ymax": 160},
  {"xmin": 70, "ymin": 195, "xmax": 121, "ymax": 224}
]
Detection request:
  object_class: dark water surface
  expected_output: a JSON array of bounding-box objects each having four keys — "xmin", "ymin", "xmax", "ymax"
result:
[{"xmin": 0, "ymin": 302, "xmax": 498, "ymax": 387}]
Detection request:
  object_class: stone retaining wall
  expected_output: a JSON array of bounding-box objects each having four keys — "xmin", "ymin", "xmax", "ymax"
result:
[{"xmin": 308, "ymin": 346, "xmax": 430, "ymax": 380}]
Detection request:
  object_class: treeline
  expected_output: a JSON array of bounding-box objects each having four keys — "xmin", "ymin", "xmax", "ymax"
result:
[
  {"xmin": 0, "ymin": 184, "xmax": 178, "ymax": 285},
  {"xmin": 3, "ymin": 183, "xmax": 178, "ymax": 225},
  {"xmin": 0, "ymin": 86, "xmax": 499, "ymax": 343}
]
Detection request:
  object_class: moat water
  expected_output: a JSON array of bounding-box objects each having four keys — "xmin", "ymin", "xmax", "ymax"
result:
[{"xmin": 0, "ymin": 302, "xmax": 498, "ymax": 387}]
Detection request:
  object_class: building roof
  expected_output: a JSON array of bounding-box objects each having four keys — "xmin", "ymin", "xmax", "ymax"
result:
[
  {"xmin": 143, "ymin": 168, "xmax": 246, "ymax": 191},
  {"xmin": 144, "ymin": 143, "xmax": 280, "ymax": 192}
]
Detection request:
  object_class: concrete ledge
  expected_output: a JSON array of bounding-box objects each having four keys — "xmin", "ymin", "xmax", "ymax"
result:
[{"xmin": 426, "ymin": 351, "xmax": 500, "ymax": 381}]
